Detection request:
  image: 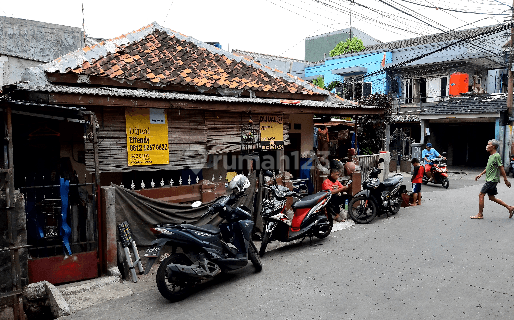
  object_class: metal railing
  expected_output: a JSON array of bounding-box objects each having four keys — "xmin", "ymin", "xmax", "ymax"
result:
[{"xmin": 356, "ymin": 154, "xmax": 380, "ymax": 180}]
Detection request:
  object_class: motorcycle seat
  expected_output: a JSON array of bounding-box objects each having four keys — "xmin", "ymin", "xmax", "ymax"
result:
[
  {"xmin": 292, "ymin": 191, "xmax": 328, "ymax": 209},
  {"xmin": 181, "ymin": 224, "xmax": 220, "ymax": 235},
  {"xmin": 382, "ymin": 175, "xmax": 403, "ymax": 188}
]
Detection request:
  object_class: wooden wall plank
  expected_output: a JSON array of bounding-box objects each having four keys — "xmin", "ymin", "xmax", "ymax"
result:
[{"xmin": 86, "ymin": 107, "xmax": 290, "ymax": 172}]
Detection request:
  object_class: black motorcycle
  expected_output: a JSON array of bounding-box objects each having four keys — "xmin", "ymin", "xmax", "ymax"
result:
[
  {"xmin": 348, "ymin": 159, "xmax": 406, "ymax": 224},
  {"xmin": 144, "ymin": 175, "xmax": 262, "ymax": 302}
]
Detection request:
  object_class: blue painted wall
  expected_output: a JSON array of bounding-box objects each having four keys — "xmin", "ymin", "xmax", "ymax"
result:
[{"xmin": 304, "ymin": 51, "xmax": 392, "ymax": 95}]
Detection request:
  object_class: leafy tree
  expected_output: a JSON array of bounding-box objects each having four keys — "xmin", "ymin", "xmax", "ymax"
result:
[
  {"xmin": 329, "ymin": 37, "xmax": 365, "ymax": 57},
  {"xmin": 356, "ymin": 94, "xmax": 393, "ymax": 154}
]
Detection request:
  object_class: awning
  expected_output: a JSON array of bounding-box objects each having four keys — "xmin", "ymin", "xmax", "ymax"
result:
[
  {"xmin": 0, "ymin": 98, "xmax": 88, "ymax": 123},
  {"xmin": 331, "ymin": 66, "xmax": 368, "ymax": 76}
]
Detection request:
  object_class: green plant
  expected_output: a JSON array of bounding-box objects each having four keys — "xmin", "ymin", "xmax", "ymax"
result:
[
  {"xmin": 312, "ymin": 76, "xmax": 324, "ymax": 88},
  {"xmin": 356, "ymin": 94, "xmax": 393, "ymax": 154},
  {"xmin": 329, "ymin": 37, "xmax": 365, "ymax": 57},
  {"xmin": 325, "ymin": 80, "xmax": 342, "ymax": 91}
]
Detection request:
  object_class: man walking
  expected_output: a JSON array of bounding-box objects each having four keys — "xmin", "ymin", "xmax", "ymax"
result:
[{"xmin": 471, "ymin": 139, "xmax": 514, "ymax": 219}]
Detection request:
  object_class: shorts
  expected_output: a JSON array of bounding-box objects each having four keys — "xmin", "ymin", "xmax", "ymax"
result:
[
  {"xmin": 480, "ymin": 181, "xmax": 498, "ymax": 196},
  {"xmin": 412, "ymin": 183, "xmax": 422, "ymax": 193},
  {"xmin": 424, "ymin": 164, "xmax": 433, "ymax": 172}
]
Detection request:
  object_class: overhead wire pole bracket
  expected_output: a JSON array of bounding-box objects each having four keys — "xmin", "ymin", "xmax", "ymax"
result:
[{"xmin": 507, "ymin": 0, "xmax": 514, "ymax": 161}]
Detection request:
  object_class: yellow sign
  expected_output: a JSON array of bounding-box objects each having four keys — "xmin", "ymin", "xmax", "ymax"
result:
[
  {"xmin": 260, "ymin": 115, "xmax": 284, "ymax": 150},
  {"xmin": 126, "ymin": 108, "xmax": 169, "ymax": 166}
]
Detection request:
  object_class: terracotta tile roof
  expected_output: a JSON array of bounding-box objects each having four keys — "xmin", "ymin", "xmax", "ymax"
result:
[{"xmin": 43, "ymin": 22, "xmax": 327, "ymax": 97}]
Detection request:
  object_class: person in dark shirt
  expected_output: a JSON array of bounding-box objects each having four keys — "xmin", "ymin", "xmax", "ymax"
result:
[{"xmin": 411, "ymin": 158, "xmax": 424, "ymax": 206}]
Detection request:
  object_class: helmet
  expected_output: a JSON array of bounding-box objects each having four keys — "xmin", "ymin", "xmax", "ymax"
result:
[{"xmin": 227, "ymin": 174, "xmax": 250, "ymax": 195}]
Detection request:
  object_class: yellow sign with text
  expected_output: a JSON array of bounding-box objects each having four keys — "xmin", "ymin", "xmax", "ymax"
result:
[
  {"xmin": 260, "ymin": 115, "xmax": 284, "ymax": 150},
  {"xmin": 126, "ymin": 108, "xmax": 169, "ymax": 166}
]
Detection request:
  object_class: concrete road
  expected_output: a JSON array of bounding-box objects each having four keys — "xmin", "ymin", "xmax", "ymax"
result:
[{"xmin": 62, "ymin": 168, "xmax": 514, "ymax": 320}]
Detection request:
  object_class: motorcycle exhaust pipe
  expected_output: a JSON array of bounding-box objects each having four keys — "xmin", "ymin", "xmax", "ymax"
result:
[{"xmin": 167, "ymin": 261, "xmax": 221, "ymax": 280}]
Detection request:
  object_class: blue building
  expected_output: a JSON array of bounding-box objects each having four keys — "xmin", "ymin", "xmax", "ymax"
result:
[
  {"xmin": 305, "ymin": 51, "xmax": 392, "ymax": 99},
  {"xmin": 304, "ymin": 23, "xmax": 512, "ymax": 166}
]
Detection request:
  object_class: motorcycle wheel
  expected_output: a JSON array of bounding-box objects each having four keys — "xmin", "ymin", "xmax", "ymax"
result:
[
  {"xmin": 314, "ymin": 211, "xmax": 333, "ymax": 239},
  {"xmin": 248, "ymin": 241, "xmax": 263, "ymax": 272},
  {"xmin": 390, "ymin": 194, "xmax": 401, "ymax": 215},
  {"xmin": 259, "ymin": 229, "xmax": 271, "ymax": 257},
  {"xmin": 442, "ymin": 178, "xmax": 449, "ymax": 189},
  {"xmin": 348, "ymin": 195, "xmax": 377, "ymax": 224},
  {"xmin": 156, "ymin": 253, "xmax": 195, "ymax": 302}
]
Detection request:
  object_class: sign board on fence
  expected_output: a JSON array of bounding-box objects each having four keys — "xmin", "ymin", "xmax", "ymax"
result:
[
  {"xmin": 260, "ymin": 115, "xmax": 284, "ymax": 150},
  {"xmin": 126, "ymin": 108, "xmax": 169, "ymax": 166}
]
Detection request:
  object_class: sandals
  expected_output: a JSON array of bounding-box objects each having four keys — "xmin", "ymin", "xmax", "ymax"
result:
[
  {"xmin": 509, "ymin": 208, "xmax": 514, "ymax": 219},
  {"xmin": 470, "ymin": 215, "xmax": 483, "ymax": 219}
]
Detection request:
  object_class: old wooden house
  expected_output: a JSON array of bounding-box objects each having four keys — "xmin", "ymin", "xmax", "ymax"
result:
[{"xmin": 2, "ymin": 22, "xmax": 385, "ymax": 286}]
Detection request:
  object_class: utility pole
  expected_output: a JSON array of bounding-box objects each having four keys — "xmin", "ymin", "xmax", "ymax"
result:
[
  {"xmin": 349, "ymin": 0, "xmax": 354, "ymax": 39},
  {"xmin": 507, "ymin": 0, "xmax": 514, "ymax": 163}
]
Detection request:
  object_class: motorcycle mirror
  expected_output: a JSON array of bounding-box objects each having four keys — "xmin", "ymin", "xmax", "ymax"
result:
[{"xmin": 442, "ymin": 152, "xmax": 447, "ymax": 155}]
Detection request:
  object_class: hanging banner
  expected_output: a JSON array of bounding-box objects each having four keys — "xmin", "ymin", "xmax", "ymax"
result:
[
  {"xmin": 126, "ymin": 108, "xmax": 169, "ymax": 166},
  {"xmin": 260, "ymin": 115, "xmax": 284, "ymax": 150}
]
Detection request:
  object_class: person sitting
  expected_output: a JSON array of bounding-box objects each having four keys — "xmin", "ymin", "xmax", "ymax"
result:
[
  {"xmin": 422, "ymin": 143, "xmax": 445, "ymax": 182},
  {"xmin": 322, "ymin": 168, "xmax": 349, "ymax": 222}
]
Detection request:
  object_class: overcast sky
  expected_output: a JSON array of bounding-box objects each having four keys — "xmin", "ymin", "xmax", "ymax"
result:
[{"xmin": 1, "ymin": 0, "xmax": 511, "ymax": 60}]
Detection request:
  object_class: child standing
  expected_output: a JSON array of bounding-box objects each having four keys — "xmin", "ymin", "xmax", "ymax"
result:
[{"xmin": 411, "ymin": 158, "xmax": 424, "ymax": 206}]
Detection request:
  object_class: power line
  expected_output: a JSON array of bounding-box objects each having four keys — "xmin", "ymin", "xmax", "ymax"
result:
[
  {"xmin": 395, "ymin": 0, "xmax": 509, "ymax": 14},
  {"xmin": 263, "ymin": 0, "xmax": 343, "ymax": 28},
  {"xmin": 374, "ymin": 0, "xmax": 502, "ymax": 59},
  {"xmin": 311, "ymin": 0, "xmax": 430, "ymax": 37}
]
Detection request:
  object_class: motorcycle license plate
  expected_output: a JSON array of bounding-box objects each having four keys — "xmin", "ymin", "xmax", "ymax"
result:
[{"xmin": 144, "ymin": 246, "xmax": 161, "ymax": 258}]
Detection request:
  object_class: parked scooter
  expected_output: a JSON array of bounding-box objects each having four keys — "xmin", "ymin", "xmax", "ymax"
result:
[
  {"xmin": 422, "ymin": 153, "xmax": 449, "ymax": 189},
  {"xmin": 348, "ymin": 158, "xmax": 405, "ymax": 224},
  {"xmin": 143, "ymin": 175, "xmax": 262, "ymax": 302},
  {"xmin": 258, "ymin": 171, "xmax": 333, "ymax": 257},
  {"xmin": 509, "ymin": 155, "xmax": 514, "ymax": 177}
]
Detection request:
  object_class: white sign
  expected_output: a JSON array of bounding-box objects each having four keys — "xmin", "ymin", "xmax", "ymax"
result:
[{"xmin": 149, "ymin": 108, "xmax": 166, "ymax": 124}]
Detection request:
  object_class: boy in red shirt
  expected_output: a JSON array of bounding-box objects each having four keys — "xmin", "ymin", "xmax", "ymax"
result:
[
  {"xmin": 411, "ymin": 158, "xmax": 424, "ymax": 206},
  {"xmin": 322, "ymin": 169, "xmax": 349, "ymax": 221}
]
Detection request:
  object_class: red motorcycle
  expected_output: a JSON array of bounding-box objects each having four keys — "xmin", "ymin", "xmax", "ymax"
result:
[
  {"xmin": 258, "ymin": 171, "xmax": 333, "ymax": 257},
  {"xmin": 422, "ymin": 154, "xmax": 449, "ymax": 189}
]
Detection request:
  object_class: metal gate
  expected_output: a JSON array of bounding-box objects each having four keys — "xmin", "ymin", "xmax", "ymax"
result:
[
  {"xmin": 390, "ymin": 128, "xmax": 415, "ymax": 163},
  {"xmin": 22, "ymin": 176, "xmax": 99, "ymax": 285}
]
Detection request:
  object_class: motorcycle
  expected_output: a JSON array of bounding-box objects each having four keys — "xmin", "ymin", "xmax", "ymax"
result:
[
  {"xmin": 509, "ymin": 155, "xmax": 514, "ymax": 178},
  {"xmin": 348, "ymin": 158, "xmax": 405, "ymax": 224},
  {"xmin": 258, "ymin": 171, "xmax": 333, "ymax": 257},
  {"xmin": 422, "ymin": 154, "xmax": 449, "ymax": 189},
  {"xmin": 143, "ymin": 175, "xmax": 262, "ymax": 302}
]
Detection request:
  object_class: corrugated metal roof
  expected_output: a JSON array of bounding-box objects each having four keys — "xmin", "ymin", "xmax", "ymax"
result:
[
  {"xmin": 420, "ymin": 93, "xmax": 507, "ymax": 115},
  {"xmin": 15, "ymin": 82, "xmax": 368, "ymax": 109}
]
